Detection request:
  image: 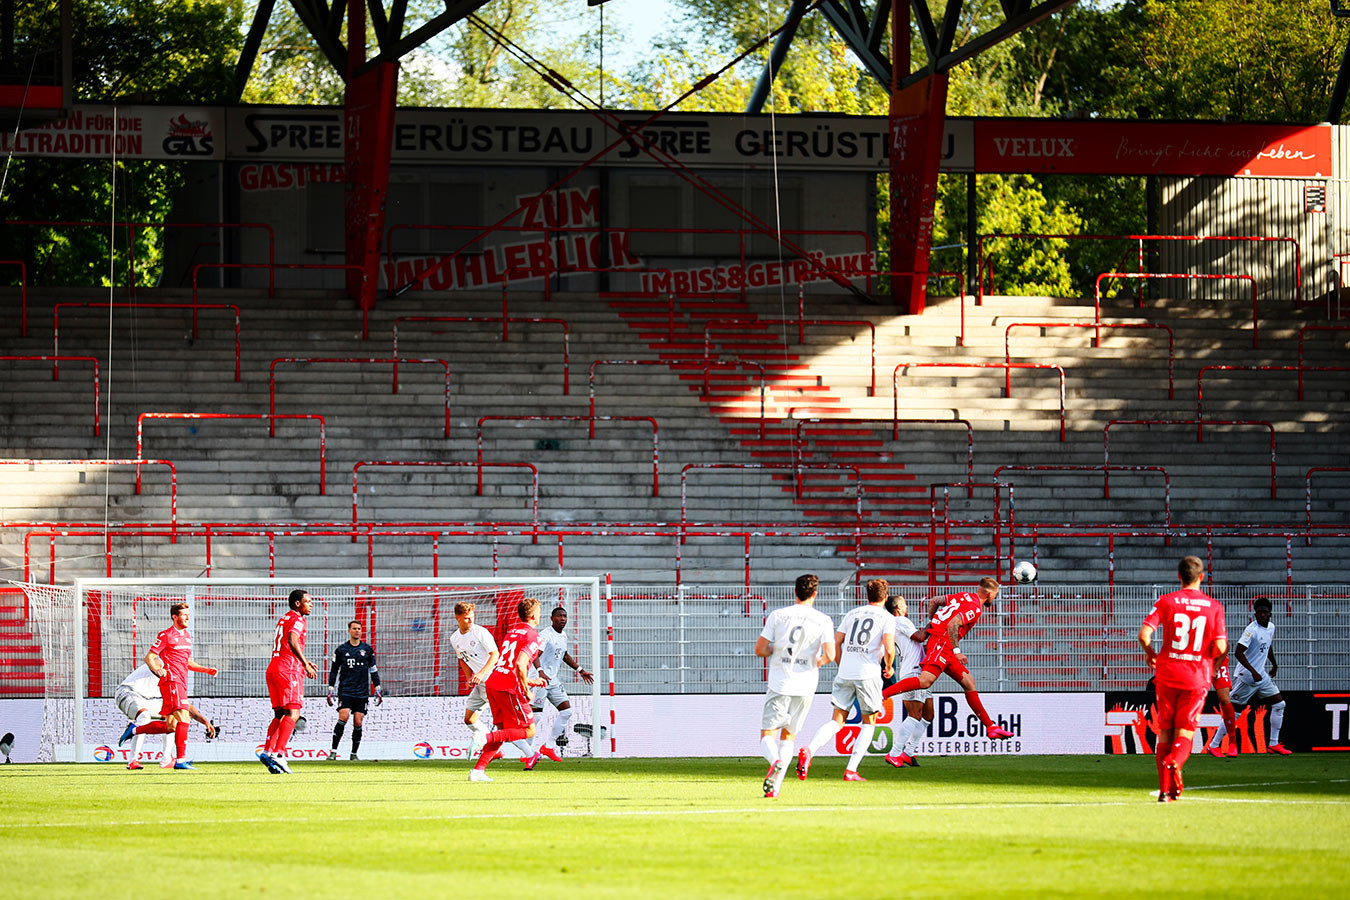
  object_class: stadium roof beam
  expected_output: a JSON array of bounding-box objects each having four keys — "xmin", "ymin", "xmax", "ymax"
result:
[{"xmin": 747, "ymin": 0, "xmax": 1078, "ymax": 113}]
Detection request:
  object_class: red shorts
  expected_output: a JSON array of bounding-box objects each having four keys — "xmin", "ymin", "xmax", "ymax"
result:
[
  {"xmin": 486, "ymin": 686, "xmax": 534, "ymax": 731},
  {"xmin": 266, "ymin": 664, "xmax": 304, "ymax": 710},
  {"xmin": 920, "ymin": 636, "xmax": 970, "ymax": 682},
  {"xmin": 1213, "ymin": 662, "xmax": 1231, "ymax": 691},
  {"xmin": 1154, "ymin": 683, "xmax": 1206, "ymax": 733},
  {"xmin": 159, "ymin": 676, "xmax": 187, "ymax": 716}
]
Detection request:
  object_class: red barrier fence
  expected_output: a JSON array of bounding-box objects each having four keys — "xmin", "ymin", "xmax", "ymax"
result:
[
  {"xmin": 0, "ymin": 260, "xmax": 28, "ymax": 336},
  {"xmin": 993, "ymin": 464, "xmax": 1171, "ymax": 536},
  {"xmin": 793, "ymin": 416, "xmax": 975, "ymax": 487},
  {"xmin": 54, "ymin": 301, "xmax": 241, "ymax": 381},
  {"xmin": 0, "ymin": 459, "xmax": 177, "ymax": 539},
  {"xmin": 137, "ymin": 412, "xmax": 327, "ymax": 494},
  {"xmin": 476, "ymin": 414, "xmax": 659, "ymax": 497},
  {"xmin": 1004, "ymin": 321, "xmax": 1175, "ymax": 399},
  {"xmin": 192, "ymin": 262, "xmax": 370, "ymax": 338},
  {"xmin": 1197, "ymin": 364, "xmax": 1350, "ymax": 419},
  {"xmin": 0, "ymin": 355, "xmax": 99, "ymax": 435},
  {"xmin": 269, "ymin": 357, "xmax": 451, "ymax": 438},
  {"xmin": 703, "ymin": 317, "xmax": 876, "ymax": 397},
  {"xmin": 1104, "ymin": 418, "xmax": 1276, "ymax": 498},
  {"xmin": 1095, "ymin": 272, "xmax": 1259, "ymax": 347},
  {"xmin": 352, "ymin": 460, "xmax": 539, "ymax": 541},
  {"xmin": 393, "ymin": 314, "xmax": 571, "ymax": 394},
  {"xmin": 893, "ymin": 361, "xmax": 1066, "ymax": 441}
]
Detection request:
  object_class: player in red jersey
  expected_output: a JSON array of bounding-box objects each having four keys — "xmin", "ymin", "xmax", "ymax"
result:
[
  {"xmin": 259, "ymin": 589, "xmax": 319, "ymax": 774},
  {"xmin": 1138, "ymin": 555, "xmax": 1227, "ymax": 802},
  {"xmin": 144, "ymin": 602, "xmax": 218, "ymax": 770},
  {"xmin": 880, "ymin": 576, "xmax": 1014, "ymax": 740},
  {"xmin": 1204, "ymin": 650, "xmax": 1238, "ymax": 758},
  {"xmin": 469, "ymin": 596, "xmax": 547, "ymax": 782}
]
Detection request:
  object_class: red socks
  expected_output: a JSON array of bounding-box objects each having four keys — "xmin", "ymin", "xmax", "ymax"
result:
[
  {"xmin": 965, "ymin": 689, "xmax": 994, "ymax": 729},
  {"xmin": 175, "ymin": 721, "xmax": 188, "ymax": 760},
  {"xmin": 264, "ymin": 718, "xmax": 280, "ymax": 752},
  {"xmin": 135, "ymin": 721, "xmax": 169, "ymax": 735},
  {"xmin": 487, "ymin": 726, "xmax": 529, "ymax": 745},
  {"xmin": 882, "ymin": 676, "xmax": 921, "ymax": 699},
  {"xmin": 1220, "ymin": 701, "xmax": 1236, "ymax": 748},
  {"xmin": 273, "ymin": 716, "xmax": 297, "ymax": 753},
  {"xmin": 475, "ymin": 740, "xmax": 503, "ymax": 770}
]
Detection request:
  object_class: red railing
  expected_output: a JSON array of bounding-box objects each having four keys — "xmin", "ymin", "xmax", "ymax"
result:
[
  {"xmin": 1004, "ymin": 321, "xmax": 1175, "ymax": 399},
  {"xmin": 1298, "ymin": 324, "xmax": 1350, "ymax": 398},
  {"xmin": 929, "ymin": 482, "xmax": 1012, "ymax": 583},
  {"xmin": 137, "ymin": 412, "xmax": 327, "ymax": 494},
  {"xmin": 0, "ymin": 355, "xmax": 100, "ymax": 435},
  {"xmin": 589, "ymin": 359, "xmax": 686, "ymax": 441},
  {"xmin": 192, "ymin": 262, "xmax": 370, "ymax": 338},
  {"xmin": 393, "ymin": 313, "xmax": 570, "ymax": 394},
  {"xmin": 793, "ymin": 416, "xmax": 975, "ymax": 487},
  {"xmin": 0, "ymin": 459, "xmax": 177, "ymax": 539},
  {"xmin": 269, "ymin": 357, "xmax": 452, "ymax": 438},
  {"xmin": 1306, "ymin": 467, "xmax": 1350, "ymax": 532},
  {"xmin": 0, "ymin": 260, "xmax": 28, "ymax": 336},
  {"xmin": 6, "ymin": 219, "xmax": 276, "ymax": 296},
  {"xmin": 978, "ymin": 232, "xmax": 1301, "ymax": 306},
  {"xmin": 893, "ymin": 361, "xmax": 1066, "ymax": 441},
  {"xmin": 352, "ymin": 460, "xmax": 539, "ymax": 541},
  {"xmin": 1104, "ymin": 418, "xmax": 1277, "ymax": 498},
  {"xmin": 701, "ymin": 360, "xmax": 767, "ymax": 440},
  {"xmin": 1197, "ymin": 364, "xmax": 1350, "ymax": 419},
  {"xmin": 476, "ymin": 414, "xmax": 659, "ymax": 496},
  {"xmin": 53, "ymin": 301, "xmax": 241, "ymax": 382},
  {"xmin": 1095, "ymin": 272, "xmax": 1260, "ymax": 347},
  {"xmin": 860, "ymin": 269, "xmax": 964, "ymax": 341},
  {"xmin": 992, "ymin": 464, "xmax": 1171, "ymax": 536},
  {"xmin": 703, "ymin": 316, "xmax": 876, "ymax": 396}
]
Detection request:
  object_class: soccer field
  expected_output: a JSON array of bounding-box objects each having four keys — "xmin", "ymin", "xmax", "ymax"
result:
[{"xmin": 5, "ymin": 755, "xmax": 1348, "ymax": 899}]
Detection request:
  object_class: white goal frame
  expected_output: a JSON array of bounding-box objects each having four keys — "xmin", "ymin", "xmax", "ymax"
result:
[{"xmin": 69, "ymin": 575, "xmax": 604, "ymax": 762}]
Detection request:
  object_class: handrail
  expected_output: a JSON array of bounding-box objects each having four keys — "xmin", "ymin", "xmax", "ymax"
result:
[
  {"xmin": 393, "ymin": 314, "xmax": 570, "ymax": 394},
  {"xmin": 978, "ymin": 232, "xmax": 1301, "ymax": 306},
  {"xmin": 794, "ymin": 416, "xmax": 975, "ymax": 487},
  {"xmin": 0, "ymin": 355, "xmax": 99, "ymax": 435},
  {"xmin": 54, "ymin": 301, "xmax": 241, "ymax": 381},
  {"xmin": 476, "ymin": 414, "xmax": 659, "ymax": 496},
  {"xmin": 1306, "ymin": 466, "xmax": 1350, "ymax": 531},
  {"xmin": 0, "ymin": 459, "xmax": 176, "ymax": 540},
  {"xmin": 5, "ymin": 219, "xmax": 276, "ymax": 297},
  {"xmin": 0, "ymin": 260, "xmax": 28, "ymax": 336},
  {"xmin": 1004, "ymin": 320, "xmax": 1174, "ymax": 399},
  {"xmin": 1104, "ymin": 418, "xmax": 1276, "ymax": 498},
  {"xmin": 1095, "ymin": 271, "xmax": 1260, "ymax": 347},
  {"xmin": 992, "ymin": 464, "xmax": 1171, "ymax": 535},
  {"xmin": 352, "ymin": 460, "xmax": 539, "ymax": 543},
  {"xmin": 137, "ymin": 412, "xmax": 327, "ymax": 494},
  {"xmin": 1197, "ymin": 364, "xmax": 1350, "ymax": 418},
  {"xmin": 589, "ymin": 358, "xmax": 683, "ymax": 440},
  {"xmin": 679, "ymin": 462, "xmax": 863, "ymax": 585},
  {"xmin": 702, "ymin": 316, "xmax": 876, "ymax": 396},
  {"xmin": 1297, "ymin": 324, "xmax": 1350, "ymax": 398},
  {"xmin": 269, "ymin": 357, "xmax": 451, "ymax": 438},
  {"xmin": 859, "ymin": 269, "xmax": 964, "ymax": 341},
  {"xmin": 701, "ymin": 360, "xmax": 767, "ymax": 439},
  {"xmin": 192, "ymin": 262, "xmax": 370, "ymax": 338},
  {"xmin": 929, "ymin": 482, "xmax": 1013, "ymax": 584},
  {"xmin": 893, "ymin": 361, "xmax": 1066, "ymax": 441}
]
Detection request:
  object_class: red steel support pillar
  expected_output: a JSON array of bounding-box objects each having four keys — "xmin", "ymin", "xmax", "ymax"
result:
[
  {"xmin": 343, "ymin": 0, "xmax": 398, "ymax": 313},
  {"xmin": 887, "ymin": 2, "xmax": 948, "ymax": 315}
]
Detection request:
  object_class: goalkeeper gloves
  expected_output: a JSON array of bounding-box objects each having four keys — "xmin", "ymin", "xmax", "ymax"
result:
[
  {"xmin": 326, "ymin": 686, "xmax": 335, "ymax": 706},
  {"xmin": 374, "ymin": 686, "xmax": 385, "ymax": 706}
]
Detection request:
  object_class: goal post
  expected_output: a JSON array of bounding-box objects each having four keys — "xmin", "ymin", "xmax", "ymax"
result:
[{"xmin": 23, "ymin": 576, "xmax": 603, "ymax": 763}]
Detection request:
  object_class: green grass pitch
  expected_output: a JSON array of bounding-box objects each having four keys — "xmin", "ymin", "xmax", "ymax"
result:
[{"xmin": 5, "ymin": 754, "xmax": 1348, "ymax": 899}]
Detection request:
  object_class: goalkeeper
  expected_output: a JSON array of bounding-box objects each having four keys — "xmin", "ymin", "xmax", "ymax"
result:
[{"xmin": 326, "ymin": 620, "xmax": 383, "ymax": 760}]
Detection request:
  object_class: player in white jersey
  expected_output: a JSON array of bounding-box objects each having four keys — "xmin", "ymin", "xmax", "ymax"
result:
[
  {"xmin": 1206, "ymin": 597, "xmax": 1291, "ymax": 755},
  {"xmin": 525, "ymin": 606, "xmax": 594, "ymax": 767},
  {"xmin": 753, "ymin": 573, "xmax": 835, "ymax": 799},
  {"xmin": 799, "ymin": 579, "xmax": 895, "ymax": 782},
  {"xmin": 882, "ymin": 593, "xmax": 932, "ymax": 768},
  {"xmin": 114, "ymin": 664, "xmax": 217, "ymax": 770},
  {"xmin": 449, "ymin": 602, "xmax": 535, "ymax": 763}
]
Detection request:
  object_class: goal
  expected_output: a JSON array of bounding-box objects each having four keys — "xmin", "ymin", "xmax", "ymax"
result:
[{"xmin": 19, "ymin": 576, "xmax": 604, "ymax": 763}]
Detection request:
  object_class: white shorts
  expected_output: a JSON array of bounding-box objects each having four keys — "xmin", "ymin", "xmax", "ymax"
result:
[
  {"xmin": 531, "ymin": 682, "xmax": 570, "ymax": 710},
  {"xmin": 1231, "ymin": 676, "xmax": 1280, "ymax": 706},
  {"xmin": 115, "ymin": 687, "xmax": 154, "ymax": 722},
  {"xmin": 897, "ymin": 688, "xmax": 933, "ymax": 703},
  {"xmin": 831, "ymin": 676, "xmax": 885, "ymax": 716},
  {"xmin": 761, "ymin": 691, "xmax": 812, "ymax": 735},
  {"xmin": 464, "ymin": 684, "xmax": 488, "ymax": 713}
]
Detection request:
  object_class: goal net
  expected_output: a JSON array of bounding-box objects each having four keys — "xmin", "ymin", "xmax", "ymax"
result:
[{"xmin": 18, "ymin": 576, "xmax": 603, "ymax": 763}]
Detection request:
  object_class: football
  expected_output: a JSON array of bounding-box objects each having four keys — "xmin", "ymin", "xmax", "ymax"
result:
[{"xmin": 1012, "ymin": 560, "xmax": 1037, "ymax": 584}]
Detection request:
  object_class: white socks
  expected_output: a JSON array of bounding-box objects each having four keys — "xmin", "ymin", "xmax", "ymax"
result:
[
  {"xmin": 847, "ymin": 724, "xmax": 875, "ymax": 772},
  {"xmin": 901, "ymin": 715, "xmax": 927, "ymax": 754},
  {"xmin": 548, "ymin": 707, "xmax": 573, "ymax": 745},
  {"xmin": 1270, "ymin": 700, "xmax": 1285, "ymax": 743},
  {"xmin": 1209, "ymin": 718, "xmax": 1228, "ymax": 748},
  {"xmin": 806, "ymin": 718, "xmax": 842, "ymax": 755},
  {"xmin": 760, "ymin": 734, "xmax": 779, "ymax": 764}
]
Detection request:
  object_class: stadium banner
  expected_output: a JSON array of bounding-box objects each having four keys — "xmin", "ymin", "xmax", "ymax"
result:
[
  {"xmin": 610, "ymin": 692, "xmax": 1101, "ymax": 757},
  {"xmin": 973, "ymin": 120, "xmax": 1332, "ymax": 178},
  {"xmin": 0, "ymin": 105, "xmax": 222, "ymax": 160},
  {"xmin": 1104, "ymin": 690, "xmax": 1348, "ymax": 755}
]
